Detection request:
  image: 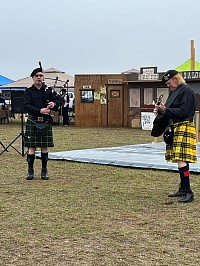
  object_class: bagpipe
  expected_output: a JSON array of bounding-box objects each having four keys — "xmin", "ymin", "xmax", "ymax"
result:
[
  {"xmin": 151, "ymin": 92, "xmax": 169, "ymax": 137},
  {"xmin": 38, "ymin": 61, "xmax": 64, "ymax": 110}
]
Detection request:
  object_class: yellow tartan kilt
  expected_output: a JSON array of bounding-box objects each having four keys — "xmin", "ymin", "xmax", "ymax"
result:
[{"xmin": 165, "ymin": 121, "xmax": 197, "ymax": 163}]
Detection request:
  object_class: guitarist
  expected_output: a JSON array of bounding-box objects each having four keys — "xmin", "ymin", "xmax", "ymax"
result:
[{"xmin": 155, "ymin": 69, "xmax": 197, "ymax": 203}]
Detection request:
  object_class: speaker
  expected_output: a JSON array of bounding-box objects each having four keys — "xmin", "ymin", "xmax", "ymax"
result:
[{"xmin": 11, "ymin": 90, "xmax": 25, "ymax": 113}]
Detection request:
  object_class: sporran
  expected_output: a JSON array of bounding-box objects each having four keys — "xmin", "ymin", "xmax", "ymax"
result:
[
  {"xmin": 35, "ymin": 123, "xmax": 48, "ymax": 136},
  {"xmin": 163, "ymin": 126, "xmax": 174, "ymax": 145}
]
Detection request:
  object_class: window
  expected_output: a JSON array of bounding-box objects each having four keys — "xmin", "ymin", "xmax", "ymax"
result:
[
  {"xmin": 81, "ymin": 90, "xmax": 94, "ymax": 103},
  {"xmin": 144, "ymin": 88, "xmax": 153, "ymax": 105},
  {"xmin": 129, "ymin": 88, "xmax": 140, "ymax": 107}
]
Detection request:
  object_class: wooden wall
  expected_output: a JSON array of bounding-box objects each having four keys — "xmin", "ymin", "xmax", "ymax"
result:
[{"xmin": 74, "ymin": 74, "xmax": 127, "ymax": 127}]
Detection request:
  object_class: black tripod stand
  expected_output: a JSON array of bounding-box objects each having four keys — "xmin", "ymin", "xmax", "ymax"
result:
[
  {"xmin": 0, "ymin": 141, "xmax": 8, "ymax": 152},
  {"xmin": 0, "ymin": 113, "xmax": 26, "ymax": 157}
]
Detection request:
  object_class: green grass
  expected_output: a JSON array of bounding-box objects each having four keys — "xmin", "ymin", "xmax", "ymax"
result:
[{"xmin": 0, "ymin": 120, "xmax": 200, "ymax": 265}]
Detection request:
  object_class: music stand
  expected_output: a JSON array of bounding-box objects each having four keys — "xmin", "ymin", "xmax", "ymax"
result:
[{"xmin": 0, "ymin": 113, "xmax": 26, "ymax": 157}]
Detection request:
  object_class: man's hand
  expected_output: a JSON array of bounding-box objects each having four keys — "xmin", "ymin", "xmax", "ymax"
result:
[
  {"xmin": 40, "ymin": 108, "xmax": 51, "ymax": 115},
  {"xmin": 47, "ymin": 102, "xmax": 55, "ymax": 109},
  {"xmin": 155, "ymin": 102, "xmax": 166, "ymax": 113}
]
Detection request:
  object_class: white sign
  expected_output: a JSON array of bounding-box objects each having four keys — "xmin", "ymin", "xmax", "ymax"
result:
[
  {"xmin": 143, "ymin": 68, "xmax": 154, "ymax": 74},
  {"xmin": 141, "ymin": 112, "xmax": 155, "ymax": 130},
  {"xmin": 83, "ymin": 85, "xmax": 92, "ymax": 89},
  {"xmin": 100, "ymin": 86, "xmax": 106, "ymax": 94},
  {"xmin": 94, "ymin": 92, "xmax": 100, "ymax": 100},
  {"xmin": 138, "ymin": 74, "xmax": 159, "ymax": 80}
]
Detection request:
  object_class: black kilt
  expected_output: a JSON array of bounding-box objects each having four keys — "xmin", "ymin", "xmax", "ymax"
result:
[{"xmin": 24, "ymin": 118, "xmax": 54, "ymax": 148}]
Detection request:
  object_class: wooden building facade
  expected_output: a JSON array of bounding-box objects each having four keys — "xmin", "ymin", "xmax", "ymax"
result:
[
  {"xmin": 74, "ymin": 74, "xmax": 127, "ymax": 127},
  {"xmin": 74, "ymin": 67, "xmax": 200, "ymax": 127}
]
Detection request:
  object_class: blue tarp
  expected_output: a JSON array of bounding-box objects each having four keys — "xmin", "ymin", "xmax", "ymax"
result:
[{"xmin": 0, "ymin": 75, "xmax": 14, "ymax": 86}]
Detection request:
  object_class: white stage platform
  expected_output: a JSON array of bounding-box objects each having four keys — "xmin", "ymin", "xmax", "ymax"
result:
[{"xmin": 36, "ymin": 142, "xmax": 200, "ymax": 173}]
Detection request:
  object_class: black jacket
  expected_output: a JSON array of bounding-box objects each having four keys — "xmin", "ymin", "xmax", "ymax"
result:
[
  {"xmin": 151, "ymin": 83, "xmax": 196, "ymax": 137},
  {"xmin": 24, "ymin": 84, "xmax": 63, "ymax": 114},
  {"xmin": 165, "ymin": 84, "xmax": 196, "ymax": 119}
]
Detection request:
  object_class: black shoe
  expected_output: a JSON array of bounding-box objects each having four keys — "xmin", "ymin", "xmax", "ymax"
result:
[
  {"xmin": 178, "ymin": 192, "xmax": 194, "ymax": 203},
  {"xmin": 26, "ymin": 168, "xmax": 34, "ymax": 180},
  {"xmin": 168, "ymin": 189, "xmax": 184, "ymax": 197},
  {"xmin": 41, "ymin": 168, "xmax": 49, "ymax": 180}
]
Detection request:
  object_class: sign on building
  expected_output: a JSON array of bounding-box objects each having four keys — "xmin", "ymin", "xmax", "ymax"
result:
[
  {"xmin": 183, "ymin": 71, "xmax": 200, "ymax": 80},
  {"xmin": 141, "ymin": 112, "xmax": 155, "ymax": 130},
  {"xmin": 138, "ymin": 67, "xmax": 159, "ymax": 81}
]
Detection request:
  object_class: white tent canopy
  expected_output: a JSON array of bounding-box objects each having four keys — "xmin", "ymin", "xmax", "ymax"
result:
[{"xmin": 0, "ymin": 68, "xmax": 74, "ymax": 90}]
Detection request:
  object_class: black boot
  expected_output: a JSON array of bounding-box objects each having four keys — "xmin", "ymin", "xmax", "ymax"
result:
[
  {"xmin": 26, "ymin": 168, "xmax": 34, "ymax": 180},
  {"xmin": 178, "ymin": 165, "xmax": 194, "ymax": 203},
  {"xmin": 178, "ymin": 191, "xmax": 194, "ymax": 203},
  {"xmin": 168, "ymin": 183, "xmax": 185, "ymax": 197},
  {"xmin": 41, "ymin": 168, "xmax": 49, "ymax": 180},
  {"xmin": 41, "ymin": 152, "xmax": 49, "ymax": 180},
  {"xmin": 26, "ymin": 154, "xmax": 35, "ymax": 180}
]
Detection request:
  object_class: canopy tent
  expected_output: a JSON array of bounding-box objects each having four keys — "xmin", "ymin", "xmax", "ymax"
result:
[
  {"xmin": 176, "ymin": 59, "xmax": 200, "ymax": 72},
  {"xmin": 0, "ymin": 75, "xmax": 14, "ymax": 86},
  {"xmin": 0, "ymin": 68, "xmax": 74, "ymax": 91}
]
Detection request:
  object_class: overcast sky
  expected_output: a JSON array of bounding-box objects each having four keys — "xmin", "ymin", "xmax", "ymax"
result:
[{"xmin": 0, "ymin": 0, "xmax": 200, "ymax": 80}]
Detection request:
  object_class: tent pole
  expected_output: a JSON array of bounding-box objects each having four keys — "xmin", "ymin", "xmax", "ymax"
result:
[{"xmin": 191, "ymin": 39, "xmax": 195, "ymax": 70}]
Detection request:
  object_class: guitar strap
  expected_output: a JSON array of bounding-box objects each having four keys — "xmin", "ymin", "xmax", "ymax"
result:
[{"xmin": 165, "ymin": 85, "xmax": 182, "ymax": 108}]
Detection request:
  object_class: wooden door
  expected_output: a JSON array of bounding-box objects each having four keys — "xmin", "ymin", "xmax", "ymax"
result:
[{"xmin": 107, "ymin": 85, "xmax": 123, "ymax": 127}]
